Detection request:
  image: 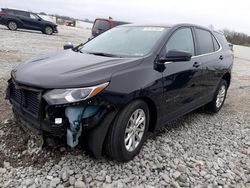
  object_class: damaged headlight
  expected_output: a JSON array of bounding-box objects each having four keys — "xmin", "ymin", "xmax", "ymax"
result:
[{"xmin": 43, "ymin": 82, "xmax": 109, "ymax": 105}]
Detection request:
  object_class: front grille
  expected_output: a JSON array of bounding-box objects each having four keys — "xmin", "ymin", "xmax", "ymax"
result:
[{"xmin": 9, "ymin": 81, "xmax": 42, "ymax": 117}]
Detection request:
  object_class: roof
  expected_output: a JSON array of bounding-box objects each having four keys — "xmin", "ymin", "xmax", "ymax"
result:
[
  {"xmin": 119, "ymin": 23, "xmax": 173, "ymax": 28},
  {"xmin": 2, "ymin": 8, "xmax": 28, "ymax": 13},
  {"xmin": 118, "ymin": 23, "xmax": 213, "ymax": 31}
]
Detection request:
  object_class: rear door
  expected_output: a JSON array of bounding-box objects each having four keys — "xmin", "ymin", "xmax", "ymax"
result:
[
  {"xmin": 13, "ymin": 11, "xmax": 30, "ymax": 28},
  {"xmin": 160, "ymin": 27, "xmax": 204, "ymax": 122},
  {"xmin": 193, "ymin": 28, "xmax": 224, "ymax": 101}
]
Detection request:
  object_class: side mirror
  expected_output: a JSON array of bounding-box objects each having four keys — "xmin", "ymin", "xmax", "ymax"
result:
[
  {"xmin": 38, "ymin": 18, "xmax": 41, "ymax": 21},
  {"xmin": 159, "ymin": 50, "xmax": 192, "ymax": 63},
  {"xmin": 64, "ymin": 43, "xmax": 74, "ymax": 50}
]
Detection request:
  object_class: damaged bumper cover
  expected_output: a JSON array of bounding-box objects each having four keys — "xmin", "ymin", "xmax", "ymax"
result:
[{"xmin": 6, "ymin": 79, "xmax": 115, "ymax": 149}]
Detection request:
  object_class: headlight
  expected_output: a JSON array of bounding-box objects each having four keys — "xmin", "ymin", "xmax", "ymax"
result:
[{"xmin": 43, "ymin": 82, "xmax": 109, "ymax": 105}]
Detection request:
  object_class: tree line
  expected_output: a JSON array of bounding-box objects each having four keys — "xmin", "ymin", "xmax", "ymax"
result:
[{"xmin": 222, "ymin": 29, "xmax": 250, "ymax": 46}]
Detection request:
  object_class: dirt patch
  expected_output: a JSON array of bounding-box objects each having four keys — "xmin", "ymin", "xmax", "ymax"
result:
[{"xmin": 0, "ymin": 118, "xmax": 85, "ymax": 168}]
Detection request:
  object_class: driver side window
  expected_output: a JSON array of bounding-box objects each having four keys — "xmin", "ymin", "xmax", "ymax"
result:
[
  {"xmin": 165, "ymin": 28, "xmax": 195, "ymax": 56},
  {"xmin": 30, "ymin": 13, "xmax": 39, "ymax": 20}
]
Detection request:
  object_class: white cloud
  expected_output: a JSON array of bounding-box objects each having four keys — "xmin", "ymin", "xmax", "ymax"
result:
[{"xmin": 1, "ymin": 0, "xmax": 250, "ymax": 34}]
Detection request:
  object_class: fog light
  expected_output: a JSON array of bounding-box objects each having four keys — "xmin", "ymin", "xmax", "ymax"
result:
[{"xmin": 55, "ymin": 118, "xmax": 62, "ymax": 124}]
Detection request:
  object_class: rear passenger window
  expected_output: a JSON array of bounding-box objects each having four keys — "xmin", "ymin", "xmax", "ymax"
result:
[
  {"xmin": 195, "ymin": 29, "xmax": 214, "ymax": 55},
  {"xmin": 212, "ymin": 35, "xmax": 220, "ymax": 51},
  {"xmin": 165, "ymin": 28, "xmax": 195, "ymax": 56}
]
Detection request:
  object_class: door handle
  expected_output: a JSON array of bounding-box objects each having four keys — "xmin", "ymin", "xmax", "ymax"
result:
[
  {"xmin": 193, "ymin": 62, "xmax": 201, "ymax": 68},
  {"xmin": 219, "ymin": 55, "xmax": 223, "ymax": 60}
]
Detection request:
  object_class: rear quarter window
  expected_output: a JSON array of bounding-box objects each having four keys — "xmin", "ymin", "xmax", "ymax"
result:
[
  {"xmin": 195, "ymin": 28, "xmax": 214, "ymax": 55},
  {"xmin": 6, "ymin": 10, "xmax": 29, "ymax": 17},
  {"xmin": 4, "ymin": 10, "xmax": 15, "ymax": 14},
  {"xmin": 212, "ymin": 35, "xmax": 220, "ymax": 51},
  {"xmin": 214, "ymin": 32, "xmax": 230, "ymax": 50},
  {"xmin": 16, "ymin": 11, "xmax": 29, "ymax": 17}
]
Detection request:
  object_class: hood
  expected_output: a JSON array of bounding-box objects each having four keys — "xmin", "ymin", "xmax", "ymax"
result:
[
  {"xmin": 42, "ymin": 19, "xmax": 57, "ymax": 26},
  {"xmin": 13, "ymin": 50, "xmax": 143, "ymax": 88}
]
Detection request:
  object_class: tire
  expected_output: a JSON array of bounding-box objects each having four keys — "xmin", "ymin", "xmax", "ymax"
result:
[
  {"xmin": 7, "ymin": 21, "xmax": 18, "ymax": 31},
  {"xmin": 105, "ymin": 100, "xmax": 149, "ymax": 162},
  {"xmin": 44, "ymin": 26, "xmax": 53, "ymax": 35},
  {"xmin": 206, "ymin": 79, "xmax": 228, "ymax": 113}
]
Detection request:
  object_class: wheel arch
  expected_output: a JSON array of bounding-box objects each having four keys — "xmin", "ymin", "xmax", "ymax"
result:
[
  {"xmin": 42, "ymin": 25, "xmax": 54, "ymax": 34},
  {"xmin": 7, "ymin": 19, "xmax": 20, "ymax": 27},
  {"xmin": 87, "ymin": 96, "xmax": 158, "ymax": 158},
  {"xmin": 133, "ymin": 96, "xmax": 158, "ymax": 132},
  {"xmin": 44, "ymin": 25, "xmax": 54, "ymax": 32},
  {"xmin": 222, "ymin": 72, "xmax": 231, "ymax": 88}
]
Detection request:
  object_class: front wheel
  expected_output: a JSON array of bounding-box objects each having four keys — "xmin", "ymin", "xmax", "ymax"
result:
[
  {"xmin": 105, "ymin": 100, "xmax": 149, "ymax": 162},
  {"xmin": 44, "ymin": 26, "xmax": 53, "ymax": 35},
  {"xmin": 206, "ymin": 79, "xmax": 228, "ymax": 113}
]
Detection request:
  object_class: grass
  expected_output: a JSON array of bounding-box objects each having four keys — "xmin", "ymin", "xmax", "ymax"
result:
[{"xmin": 242, "ymin": 44, "xmax": 250, "ymax": 47}]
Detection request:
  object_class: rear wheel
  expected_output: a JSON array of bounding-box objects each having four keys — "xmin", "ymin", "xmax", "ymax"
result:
[
  {"xmin": 7, "ymin": 21, "xmax": 17, "ymax": 31},
  {"xmin": 206, "ymin": 79, "xmax": 228, "ymax": 113},
  {"xmin": 44, "ymin": 26, "xmax": 53, "ymax": 35},
  {"xmin": 105, "ymin": 100, "xmax": 149, "ymax": 162}
]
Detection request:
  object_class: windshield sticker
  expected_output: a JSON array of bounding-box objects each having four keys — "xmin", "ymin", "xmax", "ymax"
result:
[{"xmin": 142, "ymin": 27, "xmax": 165, "ymax": 31}]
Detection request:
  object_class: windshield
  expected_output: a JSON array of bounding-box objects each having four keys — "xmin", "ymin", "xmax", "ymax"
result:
[{"xmin": 80, "ymin": 26, "xmax": 168, "ymax": 57}]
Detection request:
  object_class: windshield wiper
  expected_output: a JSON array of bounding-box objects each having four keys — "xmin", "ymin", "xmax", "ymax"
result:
[{"xmin": 86, "ymin": 52, "xmax": 122, "ymax": 58}]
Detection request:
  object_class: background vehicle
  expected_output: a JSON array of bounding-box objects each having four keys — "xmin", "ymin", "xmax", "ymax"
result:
[
  {"xmin": 6, "ymin": 24, "xmax": 233, "ymax": 162},
  {"xmin": 91, "ymin": 18, "xmax": 130, "ymax": 37},
  {"xmin": 0, "ymin": 8, "xmax": 58, "ymax": 35}
]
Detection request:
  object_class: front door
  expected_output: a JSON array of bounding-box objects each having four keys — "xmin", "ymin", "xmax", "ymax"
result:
[{"xmin": 160, "ymin": 27, "xmax": 204, "ymax": 123}]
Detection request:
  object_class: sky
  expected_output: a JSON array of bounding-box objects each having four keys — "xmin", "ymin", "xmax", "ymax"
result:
[{"xmin": 1, "ymin": 0, "xmax": 250, "ymax": 34}]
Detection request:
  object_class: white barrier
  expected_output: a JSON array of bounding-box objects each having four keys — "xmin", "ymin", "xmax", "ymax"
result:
[
  {"xmin": 75, "ymin": 21, "xmax": 93, "ymax": 29},
  {"xmin": 234, "ymin": 45, "xmax": 250, "ymax": 61},
  {"xmin": 38, "ymin": 15, "xmax": 57, "ymax": 24}
]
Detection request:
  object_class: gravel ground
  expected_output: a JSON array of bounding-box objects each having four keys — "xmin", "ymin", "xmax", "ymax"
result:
[{"xmin": 0, "ymin": 25, "xmax": 250, "ymax": 188}]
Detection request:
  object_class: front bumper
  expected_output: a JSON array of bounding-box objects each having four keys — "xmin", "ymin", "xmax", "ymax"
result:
[
  {"xmin": 6, "ymin": 79, "xmax": 110, "ymax": 139},
  {"xmin": 13, "ymin": 106, "xmax": 67, "ymax": 137},
  {"xmin": 53, "ymin": 26, "xmax": 58, "ymax": 33}
]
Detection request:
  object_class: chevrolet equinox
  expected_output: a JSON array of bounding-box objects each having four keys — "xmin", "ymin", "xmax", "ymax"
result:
[{"xmin": 6, "ymin": 24, "xmax": 233, "ymax": 161}]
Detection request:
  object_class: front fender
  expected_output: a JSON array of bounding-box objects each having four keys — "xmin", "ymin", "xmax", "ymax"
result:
[{"xmin": 85, "ymin": 110, "xmax": 117, "ymax": 158}]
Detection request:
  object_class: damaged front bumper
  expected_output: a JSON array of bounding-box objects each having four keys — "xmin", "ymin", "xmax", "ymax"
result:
[{"xmin": 6, "ymin": 79, "xmax": 113, "ymax": 148}]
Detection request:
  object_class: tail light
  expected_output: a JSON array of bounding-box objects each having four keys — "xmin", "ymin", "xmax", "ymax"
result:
[{"xmin": 0, "ymin": 11, "xmax": 5, "ymax": 16}]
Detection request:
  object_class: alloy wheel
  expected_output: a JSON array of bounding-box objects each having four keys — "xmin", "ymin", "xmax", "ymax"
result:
[
  {"xmin": 216, "ymin": 85, "xmax": 226, "ymax": 108},
  {"xmin": 8, "ymin": 21, "xmax": 17, "ymax": 30},
  {"xmin": 124, "ymin": 108, "xmax": 146, "ymax": 152},
  {"xmin": 45, "ymin": 26, "xmax": 53, "ymax": 35}
]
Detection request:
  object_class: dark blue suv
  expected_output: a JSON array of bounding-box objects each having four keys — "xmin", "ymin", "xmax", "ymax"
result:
[
  {"xmin": 0, "ymin": 8, "xmax": 58, "ymax": 35},
  {"xmin": 6, "ymin": 24, "xmax": 233, "ymax": 161}
]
